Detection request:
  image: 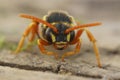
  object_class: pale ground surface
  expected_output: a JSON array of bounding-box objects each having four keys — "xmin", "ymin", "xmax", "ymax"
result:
[{"xmin": 0, "ymin": 0, "xmax": 120, "ymax": 80}]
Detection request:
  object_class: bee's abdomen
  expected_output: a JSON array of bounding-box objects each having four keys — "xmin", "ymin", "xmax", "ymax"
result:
[{"xmin": 46, "ymin": 11, "xmax": 72, "ymax": 24}]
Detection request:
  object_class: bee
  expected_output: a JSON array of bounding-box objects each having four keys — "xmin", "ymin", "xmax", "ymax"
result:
[{"xmin": 15, "ymin": 11, "xmax": 102, "ymax": 67}]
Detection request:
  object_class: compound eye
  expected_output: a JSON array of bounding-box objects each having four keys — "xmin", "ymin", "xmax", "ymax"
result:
[{"xmin": 67, "ymin": 33, "xmax": 70, "ymax": 42}]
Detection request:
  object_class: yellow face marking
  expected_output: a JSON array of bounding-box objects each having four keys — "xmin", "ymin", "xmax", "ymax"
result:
[
  {"xmin": 50, "ymin": 32, "xmax": 56, "ymax": 42},
  {"xmin": 56, "ymin": 42, "xmax": 67, "ymax": 44},
  {"xmin": 67, "ymin": 33, "xmax": 70, "ymax": 42}
]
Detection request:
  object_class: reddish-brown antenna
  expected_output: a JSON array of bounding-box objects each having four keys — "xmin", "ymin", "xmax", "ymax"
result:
[
  {"xmin": 20, "ymin": 14, "xmax": 58, "ymax": 33},
  {"xmin": 65, "ymin": 22, "xmax": 101, "ymax": 33}
]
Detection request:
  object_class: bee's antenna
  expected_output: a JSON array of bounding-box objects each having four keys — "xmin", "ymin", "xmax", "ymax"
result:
[
  {"xmin": 65, "ymin": 22, "xmax": 101, "ymax": 33},
  {"xmin": 20, "ymin": 14, "xmax": 58, "ymax": 33}
]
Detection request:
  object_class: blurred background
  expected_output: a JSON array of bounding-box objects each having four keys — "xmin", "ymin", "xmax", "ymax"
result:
[
  {"xmin": 0, "ymin": 1, "xmax": 120, "ymax": 79},
  {"xmin": 0, "ymin": 0, "xmax": 120, "ymax": 49}
]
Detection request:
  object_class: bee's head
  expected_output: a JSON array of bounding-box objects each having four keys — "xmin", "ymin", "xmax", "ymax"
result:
[
  {"xmin": 19, "ymin": 14, "xmax": 101, "ymax": 50},
  {"xmin": 45, "ymin": 23, "xmax": 75, "ymax": 50}
]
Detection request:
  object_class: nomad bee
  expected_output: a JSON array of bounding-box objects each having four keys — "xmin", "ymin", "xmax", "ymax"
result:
[{"xmin": 15, "ymin": 11, "xmax": 102, "ymax": 67}]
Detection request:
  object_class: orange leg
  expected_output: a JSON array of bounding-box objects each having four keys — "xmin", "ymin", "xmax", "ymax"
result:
[
  {"xmin": 85, "ymin": 29, "xmax": 102, "ymax": 68},
  {"xmin": 15, "ymin": 21, "xmax": 39, "ymax": 53},
  {"xmin": 38, "ymin": 39, "xmax": 59, "ymax": 59},
  {"xmin": 61, "ymin": 39, "xmax": 81, "ymax": 61},
  {"xmin": 61, "ymin": 28, "xmax": 83, "ymax": 61},
  {"xmin": 29, "ymin": 22, "xmax": 39, "ymax": 42}
]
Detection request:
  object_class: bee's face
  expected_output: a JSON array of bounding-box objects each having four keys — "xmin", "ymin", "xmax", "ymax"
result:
[{"xmin": 45, "ymin": 23, "xmax": 75, "ymax": 50}]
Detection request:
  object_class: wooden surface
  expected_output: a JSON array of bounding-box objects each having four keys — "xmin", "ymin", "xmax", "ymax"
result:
[{"xmin": 0, "ymin": 45, "xmax": 120, "ymax": 80}]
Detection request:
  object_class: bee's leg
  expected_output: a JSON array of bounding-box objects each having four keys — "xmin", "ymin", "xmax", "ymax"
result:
[
  {"xmin": 29, "ymin": 21, "xmax": 39, "ymax": 42},
  {"xmin": 15, "ymin": 21, "xmax": 39, "ymax": 53},
  {"xmin": 26, "ymin": 21, "xmax": 39, "ymax": 49},
  {"xmin": 85, "ymin": 29, "xmax": 102, "ymax": 67},
  {"xmin": 61, "ymin": 39, "xmax": 81, "ymax": 61},
  {"xmin": 61, "ymin": 29, "xmax": 83, "ymax": 61},
  {"xmin": 38, "ymin": 39, "xmax": 59, "ymax": 59}
]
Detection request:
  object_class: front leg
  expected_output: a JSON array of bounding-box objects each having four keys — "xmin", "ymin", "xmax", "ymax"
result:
[
  {"xmin": 15, "ymin": 21, "xmax": 39, "ymax": 53},
  {"xmin": 85, "ymin": 29, "xmax": 102, "ymax": 67},
  {"xmin": 38, "ymin": 39, "xmax": 59, "ymax": 59},
  {"xmin": 61, "ymin": 39, "xmax": 81, "ymax": 61}
]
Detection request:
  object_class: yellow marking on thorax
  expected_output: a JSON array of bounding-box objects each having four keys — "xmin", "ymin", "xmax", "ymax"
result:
[{"xmin": 42, "ymin": 15, "xmax": 48, "ymax": 28}]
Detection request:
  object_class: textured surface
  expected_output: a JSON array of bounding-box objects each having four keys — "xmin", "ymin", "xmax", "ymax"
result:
[
  {"xmin": 0, "ymin": 45, "xmax": 120, "ymax": 80},
  {"xmin": 0, "ymin": 66, "xmax": 89, "ymax": 80}
]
